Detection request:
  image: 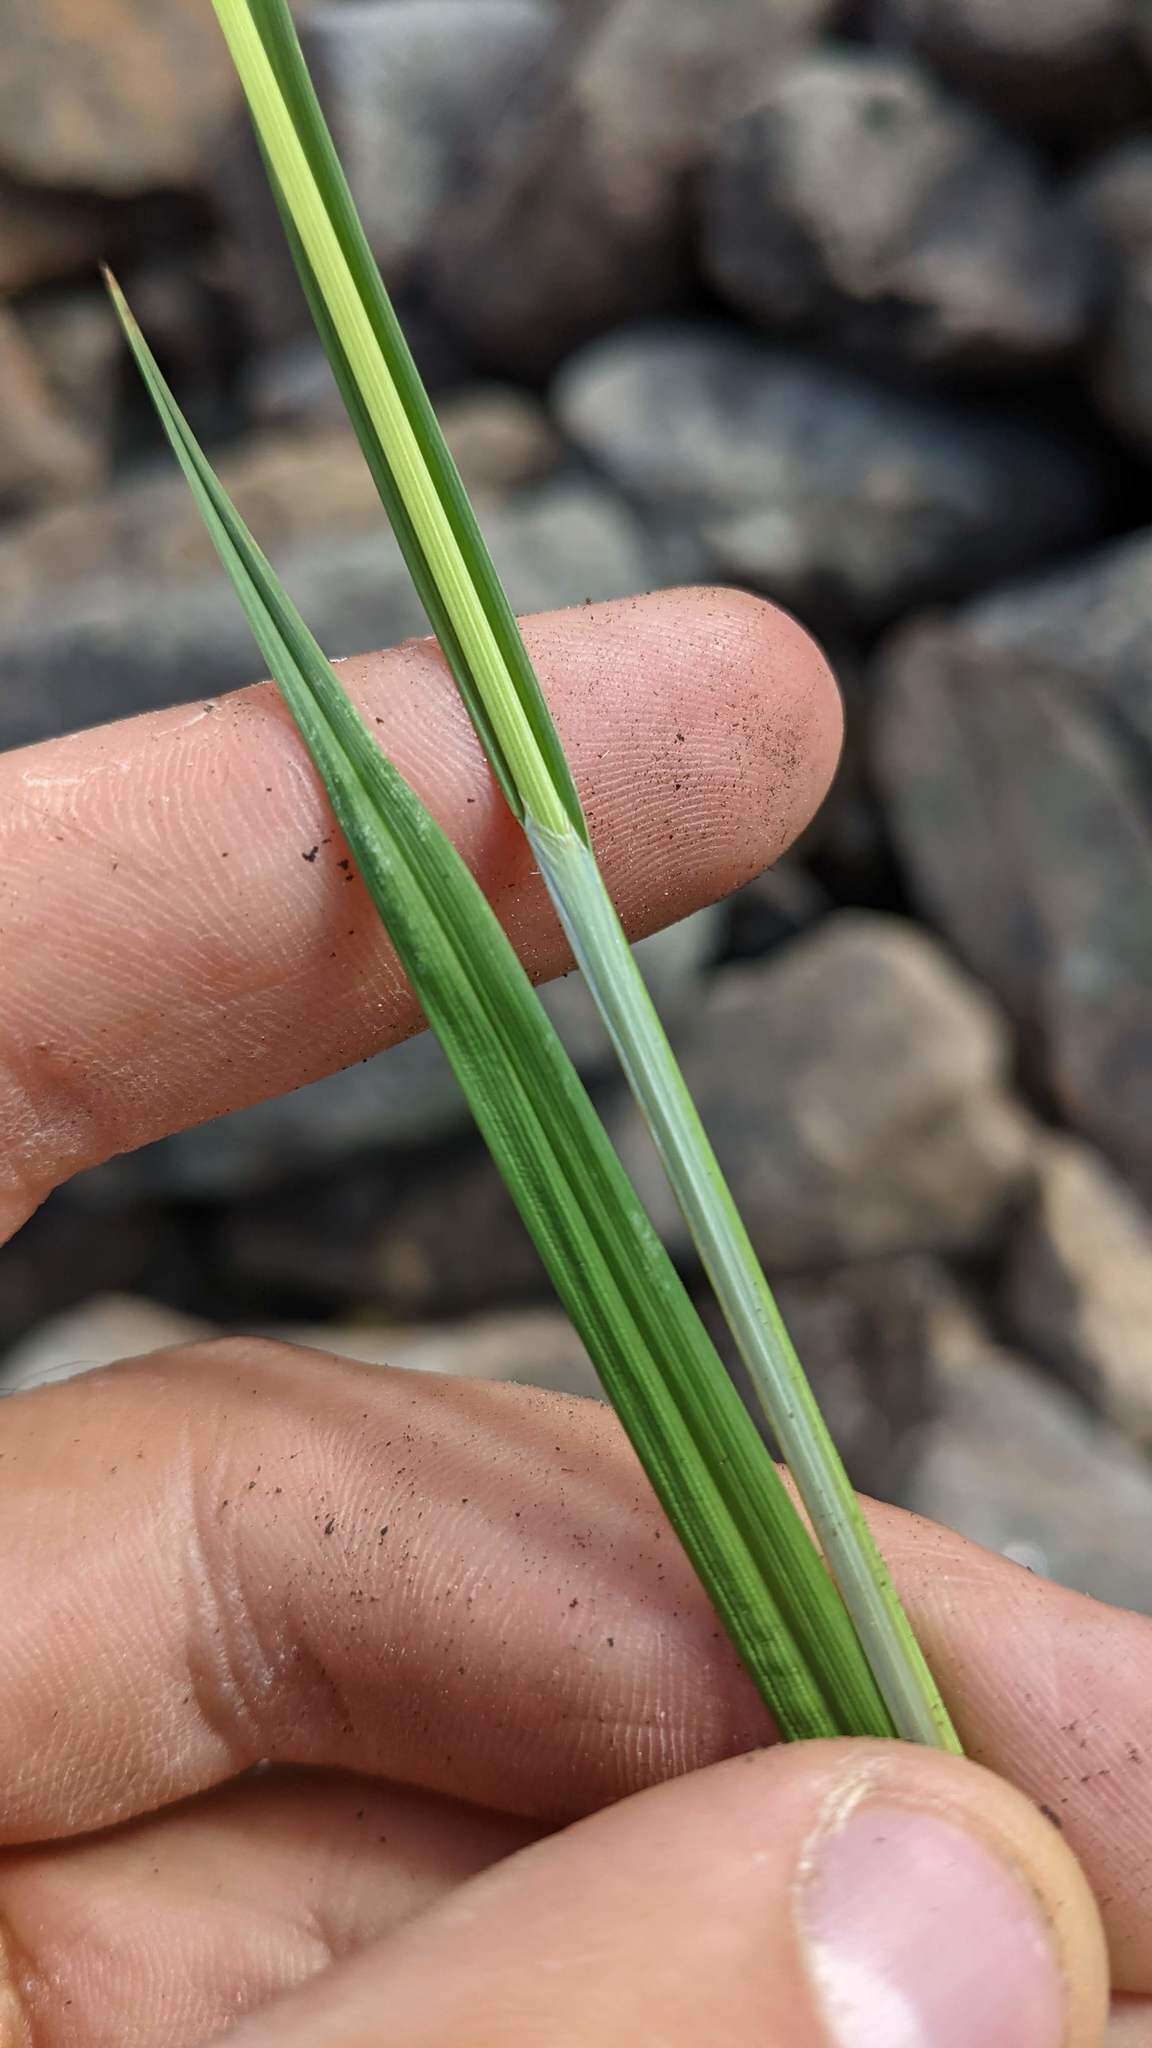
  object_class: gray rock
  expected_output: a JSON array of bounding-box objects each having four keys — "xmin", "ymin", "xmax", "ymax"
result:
[
  {"xmin": 0, "ymin": 1196, "xmax": 193, "ymax": 1361},
  {"xmin": 873, "ymin": 538, "xmax": 1152, "ymax": 1194},
  {"xmin": 606, "ymin": 912, "xmax": 1035, "ymax": 1272},
  {"xmin": 1073, "ymin": 136, "xmax": 1152, "ymax": 261},
  {"xmin": 555, "ymin": 323, "xmax": 1101, "ymax": 629},
  {"xmin": 701, "ymin": 51, "xmax": 1095, "ymax": 376},
  {"xmin": 428, "ymin": 0, "xmax": 836, "ymax": 374},
  {"xmin": 219, "ymin": 0, "xmax": 556, "ymax": 341},
  {"xmin": 0, "ymin": 475, "xmax": 663, "ymax": 751},
  {"xmin": 1005, "ymin": 1137, "xmax": 1152, "ymax": 1446},
  {"xmin": 309, "ymin": 0, "xmax": 555, "ymax": 265},
  {"xmin": 739, "ymin": 1256, "xmax": 940, "ymax": 1502},
  {"xmin": 876, "ymin": 0, "xmax": 1146, "ymax": 138},
  {"xmin": 223, "ymin": 1142, "xmax": 545, "ymax": 1317},
  {"xmin": 725, "ymin": 860, "xmax": 830, "ymax": 962},
  {"xmin": 905, "ymin": 1287, "xmax": 1152, "ymax": 1615},
  {"xmin": 82, "ymin": 906, "xmax": 719, "ymax": 1199},
  {"xmin": 1072, "ymin": 140, "xmax": 1152, "ymax": 453}
]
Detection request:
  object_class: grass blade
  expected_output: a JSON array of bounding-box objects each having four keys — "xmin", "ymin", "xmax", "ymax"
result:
[
  {"xmin": 205, "ymin": 0, "xmax": 959, "ymax": 1750},
  {"xmin": 108, "ymin": 274, "xmax": 899, "ymax": 1745}
]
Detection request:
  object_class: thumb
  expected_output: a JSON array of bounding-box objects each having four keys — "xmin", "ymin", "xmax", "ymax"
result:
[{"xmin": 220, "ymin": 1740, "xmax": 1109, "ymax": 2046}]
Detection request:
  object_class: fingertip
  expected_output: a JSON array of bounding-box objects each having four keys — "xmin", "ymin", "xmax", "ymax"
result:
[
  {"xmin": 663, "ymin": 584, "xmax": 844, "ymax": 866},
  {"xmin": 533, "ymin": 584, "xmax": 843, "ymax": 903}
]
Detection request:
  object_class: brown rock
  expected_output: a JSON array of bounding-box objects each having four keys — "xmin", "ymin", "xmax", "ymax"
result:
[
  {"xmin": 0, "ymin": 0, "xmax": 237, "ymax": 195},
  {"xmin": 0, "ymin": 426, "xmax": 381, "ymax": 617},
  {"xmin": 18, "ymin": 290, "xmax": 124, "ymax": 450},
  {"xmin": 0, "ymin": 303, "xmax": 103, "ymax": 511},
  {"xmin": 1005, "ymin": 1137, "xmax": 1152, "ymax": 1445},
  {"xmin": 0, "ymin": 180, "xmax": 105, "ymax": 295},
  {"xmin": 437, "ymin": 386, "xmax": 563, "ymax": 496}
]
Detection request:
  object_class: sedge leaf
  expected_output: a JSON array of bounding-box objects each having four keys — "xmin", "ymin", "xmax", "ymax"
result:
[
  {"xmin": 206, "ymin": 0, "xmax": 959, "ymax": 1750},
  {"xmin": 108, "ymin": 274, "xmax": 898, "ymax": 1745}
]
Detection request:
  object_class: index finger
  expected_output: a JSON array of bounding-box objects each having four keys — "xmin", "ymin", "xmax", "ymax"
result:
[{"xmin": 0, "ymin": 586, "xmax": 839, "ymax": 1238}]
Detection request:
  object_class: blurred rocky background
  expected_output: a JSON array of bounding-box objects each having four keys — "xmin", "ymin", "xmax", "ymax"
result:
[{"xmin": 2, "ymin": 0, "xmax": 1152, "ymax": 1615}]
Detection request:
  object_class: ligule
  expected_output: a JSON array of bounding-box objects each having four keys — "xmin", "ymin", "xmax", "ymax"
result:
[{"xmin": 110, "ymin": 0, "xmax": 961, "ymax": 1752}]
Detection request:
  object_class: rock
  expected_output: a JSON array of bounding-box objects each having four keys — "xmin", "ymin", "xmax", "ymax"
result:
[
  {"xmin": 435, "ymin": 386, "xmax": 565, "ymax": 495},
  {"xmin": 0, "ymin": 179, "xmax": 106, "ymax": 295},
  {"xmin": 0, "ymin": 1194, "xmax": 196, "ymax": 1361},
  {"xmin": 0, "ymin": 303, "xmax": 104, "ymax": 513},
  {"xmin": 0, "ymin": 0, "xmax": 238, "ymax": 195},
  {"xmin": 0, "ymin": 475, "xmax": 662, "ymax": 749},
  {"xmin": 0, "ymin": 394, "xmax": 564, "ymax": 624},
  {"xmin": 1, "ymin": 1295, "xmax": 210, "ymax": 1396},
  {"xmin": 0, "ymin": 1295, "xmax": 604, "ymax": 1403},
  {"xmin": 554, "ymin": 323, "xmax": 1100, "ymax": 629},
  {"xmin": 905, "ymin": 1286, "xmax": 1152, "ymax": 1615},
  {"xmin": 247, "ymin": 362, "xmax": 564, "ymax": 493},
  {"xmin": 428, "ymin": 0, "xmax": 836, "ymax": 375},
  {"xmin": 724, "ymin": 860, "xmax": 830, "ymax": 963},
  {"xmin": 306, "ymin": 0, "xmax": 554, "ymax": 269},
  {"xmin": 875, "ymin": 0, "xmax": 1147, "ymax": 139},
  {"xmin": 17, "ymin": 290, "xmax": 124, "ymax": 454},
  {"xmin": 117, "ymin": 260, "xmax": 240, "ymax": 438},
  {"xmin": 606, "ymin": 912, "xmax": 1035, "ymax": 1272},
  {"xmin": 1073, "ymin": 136, "xmax": 1152, "ymax": 259},
  {"xmin": 222, "ymin": 1145, "xmax": 546, "ymax": 1316},
  {"xmin": 700, "ymin": 51, "xmax": 1095, "ymax": 377},
  {"xmin": 271, "ymin": 1307, "xmax": 604, "ymax": 1401},
  {"xmin": 0, "ymin": 428, "xmax": 383, "ymax": 624},
  {"xmin": 1072, "ymin": 139, "xmax": 1152, "ymax": 453},
  {"xmin": 81, "ymin": 905, "xmax": 719, "ymax": 1202},
  {"xmin": 872, "ymin": 538, "xmax": 1152, "ymax": 1195},
  {"xmin": 702, "ymin": 1255, "xmax": 940, "ymax": 1503},
  {"xmin": 219, "ymin": 0, "xmax": 557, "ymax": 342},
  {"xmin": 1004, "ymin": 1137, "xmax": 1152, "ymax": 1445}
]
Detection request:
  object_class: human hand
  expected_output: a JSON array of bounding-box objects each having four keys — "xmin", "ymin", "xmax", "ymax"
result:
[{"xmin": 0, "ymin": 590, "xmax": 1141, "ymax": 2045}]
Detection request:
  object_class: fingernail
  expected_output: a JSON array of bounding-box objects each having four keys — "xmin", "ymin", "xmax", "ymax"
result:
[{"xmin": 798, "ymin": 1801, "xmax": 1065, "ymax": 2048}]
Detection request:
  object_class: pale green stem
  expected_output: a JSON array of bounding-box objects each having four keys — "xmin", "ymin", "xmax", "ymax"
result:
[{"xmin": 529, "ymin": 820, "xmax": 962, "ymax": 1755}]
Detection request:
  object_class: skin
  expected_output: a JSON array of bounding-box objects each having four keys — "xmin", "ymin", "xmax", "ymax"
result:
[{"xmin": 0, "ymin": 588, "xmax": 1144, "ymax": 2044}]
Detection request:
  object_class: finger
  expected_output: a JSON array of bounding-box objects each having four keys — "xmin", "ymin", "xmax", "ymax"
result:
[
  {"xmin": 0, "ymin": 1771, "xmax": 534, "ymax": 2048},
  {"xmin": 219, "ymin": 1745, "xmax": 1108, "ymax": 2048},
  {"xmin": 1, "ymin": 1347, "xmax": 1150, "ymax": 1990},
  {"xmin": 0, "ymin": 587, "xmax": 840, "ymax": 1236}
]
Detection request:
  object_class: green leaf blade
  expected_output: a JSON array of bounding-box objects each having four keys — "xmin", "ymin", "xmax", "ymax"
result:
[
  {"xmin": 108, "ymin": 273, "xmax": 895, "ymax": 1746},
  {"xmin": 214, "ymin": 0, "xmax": 587, "ymax": 842},
  {"xmin": 124, "ymin": 0, "xmax": 961, "ymax": 1755}
]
